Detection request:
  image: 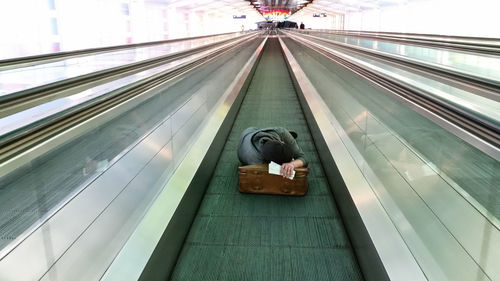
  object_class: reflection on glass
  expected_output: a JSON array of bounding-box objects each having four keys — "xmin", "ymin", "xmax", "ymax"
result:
[
  {"xmin": 285, "ymin": 37, "xmax": 498, "ymax": 280},
  {"xmin": 0, "ymin": 33, "xmax": 240, "ymax": 97},
  {"xmin": 0, "ymin": 38, "xmax": 261, "ymax": 255},
  {"xmin": 293, "ymin": 32, "xmax": 500, "ymax": 130},
  {"xmin": 302, "ymin": 31, "xmax": 500, "ymax": 82},
  {"xmin": 285, "ymin": 37, "xmax": 499, "ymax": 222}
]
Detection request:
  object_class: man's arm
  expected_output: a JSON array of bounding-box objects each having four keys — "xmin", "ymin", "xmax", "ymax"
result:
[{"xmin": 277, "ymin": 128, "xmax": 307, "ymax": 167}]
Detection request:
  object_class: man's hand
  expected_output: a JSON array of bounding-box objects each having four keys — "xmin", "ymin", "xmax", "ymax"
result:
[
  {"xmin": 280, "ymin": 162, "xmax": 295, "ymax": 178},
  {"xmin": 280, "ymin": 159, "xmax": 305, "ymax": 179}
]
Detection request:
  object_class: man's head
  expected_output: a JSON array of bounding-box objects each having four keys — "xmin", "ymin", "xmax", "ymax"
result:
[{"xmin": 261, "ymin": 139, "xmax": 293, "ymax": 164}]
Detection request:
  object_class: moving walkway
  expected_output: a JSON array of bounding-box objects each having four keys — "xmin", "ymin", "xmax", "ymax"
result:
[
  {"xmin": 0, "ymin": 30, "xmax": 498, "ymax": 281},
  {"xmin": 167, "ymin": 38, "xmax": 363, "ymax": 281}
]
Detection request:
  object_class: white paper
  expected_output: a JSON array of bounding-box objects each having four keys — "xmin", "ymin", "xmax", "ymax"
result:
[{"xmin": 268, "ymin": 161, "xmax": 295, "ymax": 180}]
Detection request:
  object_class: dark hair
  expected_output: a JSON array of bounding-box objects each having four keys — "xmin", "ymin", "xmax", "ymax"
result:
[{"xmin": 261, "ymin": 140, "xmax": 293, "ymax": 164}]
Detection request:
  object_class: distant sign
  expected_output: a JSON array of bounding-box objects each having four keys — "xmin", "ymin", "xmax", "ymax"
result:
[
  {"xmin": 233, "ymin": 15, "xmax": 246, "ymax": 19},
  {"xmin": 263, "ymin": 9, "xmax": 290, "ymax": 21},
  {"xmin": 313, "ymin": 13, "xmax": 327, "ymax": 17}
]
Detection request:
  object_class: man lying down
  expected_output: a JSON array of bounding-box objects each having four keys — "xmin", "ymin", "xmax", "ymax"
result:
[{"xmin": 237, "ymin": 127, "xmax": 308, "ymax": 179}]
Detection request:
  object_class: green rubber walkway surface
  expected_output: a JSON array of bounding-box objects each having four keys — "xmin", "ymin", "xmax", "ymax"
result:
[{"xmin": 169, "ymin": 38, "xmax": 363, "ymax": 281}]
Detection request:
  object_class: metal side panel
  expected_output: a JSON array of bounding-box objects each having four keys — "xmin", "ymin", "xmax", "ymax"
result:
[
  {"xmin": 278, "ymin": 36, "xmax": 428, "ymax": 281},
  {"xmin": 39, "ymin": 140, "xmax": 175, "ymax": 281},
  {"xmin": 0, "ymin": 117, "xmax": 173, "ymax": 281},
  {"xmin": 100, "ymin": 36, "xmax": 267, "ymax": 281}
]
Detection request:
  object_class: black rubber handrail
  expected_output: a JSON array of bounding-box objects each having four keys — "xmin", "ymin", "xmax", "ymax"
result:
[
  {"xmin": 286, "ymin": 34, "xmax": 500, "ymax": 151},
  {"xmin": 0, "ymin": 35, "xmax": 260, "ymax": 163},
  {"xmin": 293, "ymin": 29, "xmax": 500, "ymax": 55},
  {"xmin": 0, "ymin": 31, "xmax": 245, "ymax": 70},
  {"xmin": 337, "ymin": 30, "xmax": 500, "ymax": 42},
  {"xmin": 0, "ymin": 33, "xmax": 256, "ymax": 118},
  {"xmin": 286, "ymin": 31, "xmax": 500, "ymax": 100}
]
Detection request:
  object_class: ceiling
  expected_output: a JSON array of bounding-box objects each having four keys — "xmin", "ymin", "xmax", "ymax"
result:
[
  {"xmin": 146, "ymin": 0, "xmax": 415, "ymax": 19},
  {"xmin": 247, "ymin": 0, "xmax": 412, "ymax": 16},
  {"xmin": 246, "ymin": 0, "xmax": 314, "ymax": 14}
]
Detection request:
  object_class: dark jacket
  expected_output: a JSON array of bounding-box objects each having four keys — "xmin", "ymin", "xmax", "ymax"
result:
[{"xmin": 237, "ymin": 127, "xmax": 307, "ymax": 166}]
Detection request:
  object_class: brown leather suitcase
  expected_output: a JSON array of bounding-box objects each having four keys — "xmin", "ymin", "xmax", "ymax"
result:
[{"xmin": 238, "ymin": 164, "xmax": 309, "ymax": 196}]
